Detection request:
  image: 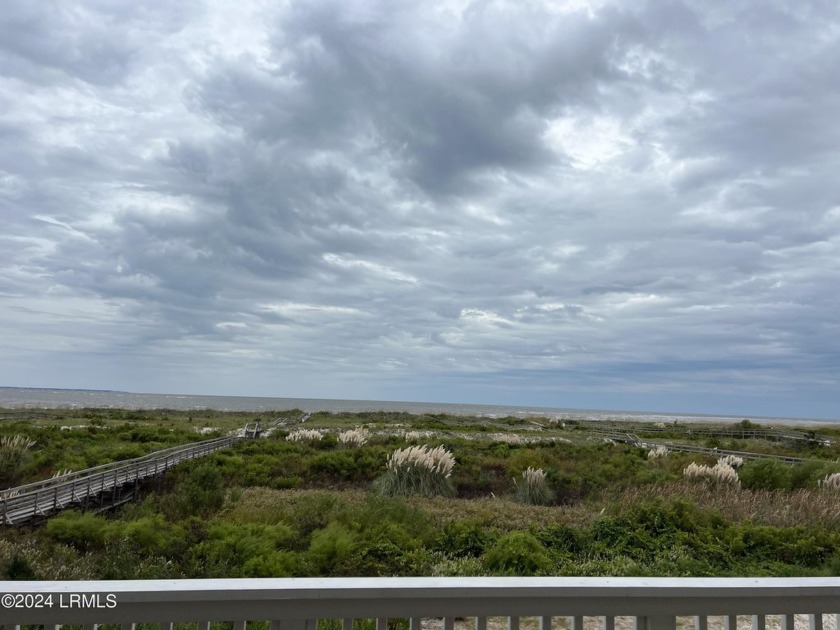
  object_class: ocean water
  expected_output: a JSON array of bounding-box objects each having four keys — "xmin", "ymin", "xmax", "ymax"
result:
[{"xmin": 0, "ymin": 386, "xmax": 830, "ymax": 426}]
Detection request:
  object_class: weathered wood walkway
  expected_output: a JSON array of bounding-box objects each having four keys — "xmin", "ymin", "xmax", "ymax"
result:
[
  {"xmin": 569, "ymin": 418, "xmax": 833, "ymax": 445},
  {"xmin": 0, "ymin": 435, "xmax": 240, "ymax": 525},
  {"xmin": 588, "ymin": 426, "xmax": 817, "ymax": 464}
]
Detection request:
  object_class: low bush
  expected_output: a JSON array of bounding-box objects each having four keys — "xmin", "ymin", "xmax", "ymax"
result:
[
  {"xmin": 435, "ymin": 520, "xmax": 496, "ymax": 558},
  {"xmin": 484, "ymin": 532, "xmax": 553, "ymax": 575},
  {"xmin": 191, "ymin": 521, "xmax": 297, "ymax": 578},
  {"xmin": 307, "ymin": 522, "xmax": 358, "ymax": 574},
  {"xmin": 171, "ymin": 463, "xmax": 226, "ymax": 517},
  {"xmin": 45, "ymin": 511, "xmax": 119, "ymax": 550},
  {"xmin": 739, "ymin": 460, "xmax": 792, "ymax": 490}
]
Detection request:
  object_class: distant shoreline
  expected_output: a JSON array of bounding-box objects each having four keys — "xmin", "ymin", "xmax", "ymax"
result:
[{"xmin": 0, "ymin": 386, "xmax": 835, "ymax": 427}]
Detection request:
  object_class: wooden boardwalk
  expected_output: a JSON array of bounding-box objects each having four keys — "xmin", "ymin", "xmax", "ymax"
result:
[
  {"xmin": 569, "ymin": 418, "xmax": 833, "ymax": 445},
  {"xmin": 589, "ymin": 427, "xmax": 816, "ymax": 464},
  {"xmin": 0, "ymin": 435, "xmax": 240, "ymax": 525}
]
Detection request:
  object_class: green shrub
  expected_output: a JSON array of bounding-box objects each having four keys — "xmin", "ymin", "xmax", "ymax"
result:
[
  {"xmin": 308, "ymin": 523, "xmax": 358, "ymax": 574},
  {"xmin": 122, "ymin": 515, "xmax": 186, "ymax": 555},
  {"xmin": 45, "ymin": 511, "xmax": 119, "ymax": 550},
  {"xmin": 174, "ymin": 463, "xmax": 226, "ymax": 516},
  {"xmin": 790, "ymin": 461, "xmax": 832, "ymax": 489},
  {"xmin": 739, "ymin": 460, "xmax": 792, "ymax": 490},
  {"xmin": 354, "ymin": 496, "xmax": 435, "ymax": 547},
  {"xmin": 3, "ymin": 555, "xmax": 37, "ymax": 580},
  {"xmin": 535, "ymin": 524, "xmax": 584, "ymax": 555},
  {"xmin": 435, "ymin": 520, "xmax": 495, "ymax": 558},
  {"xmin": 484, "ymin": 532, "xmax": 553, "ymax": 575},
  {"xmin": 270, "ymin": 476, "xmax": 303, "ymax": 489},
  {"xmin": 192, "ymin": 521, "xmax": 296, "ymax": 577},
  {"xmin": 242, "ymin": 551, "xmax": 299, "ymax": 577},
  {"xmin": 315, "ymin": 433, "xmax": 339, "ymax": 450},
  {"xmin": 309, "ymin": 451, "xmax": 358, "ymax": 481}
]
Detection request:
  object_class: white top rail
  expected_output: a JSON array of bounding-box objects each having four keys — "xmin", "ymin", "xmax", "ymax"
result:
[{"xmin": 1, "ymin": 577, "xmax": 839, "ymax": 625}]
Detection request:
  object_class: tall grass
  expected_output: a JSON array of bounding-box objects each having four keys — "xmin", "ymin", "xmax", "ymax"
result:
[
  {"xmin": 683, "ymin": 461, "xmax": 740, "ymax": 487},
  {"xmin": 647, "ymin": 446, "xmax": 668, "ymax": 459},
  {"xmin": 514, "ymin": 467, "xmax": 553, "ymax": 505},
  {"xmin": 819, "ymin": 472, "xmax": 840, "ymax": 490},
  {"xmin": 373, "ymin": 445, "xmax": 456, "ymax": 498},
  {"xmin": 0, "ymin": 434, "xmax": 37, "ymax": 486},
  {"xmin": 404, "ymin": 430, "xmax": 434, "ymax": 442},
  {"xmin": 611, "ymin": 481, "xmax": 840, "ymax": 528},
  {"xmin": 286, "ymin": 429, "xmax": 324, "ymax": 443},
  {"xmin": 717, "ymin": 454, "xmax": 744, "ymax": 468},
  {"xmin": 338, "ymin": 427, "xmax": 370, "ymax": 447}
]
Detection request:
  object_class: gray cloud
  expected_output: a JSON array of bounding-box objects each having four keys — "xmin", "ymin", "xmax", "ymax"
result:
[{"xmin": 1, "ymin": 0, "xmax": 839, "ymax": 418}]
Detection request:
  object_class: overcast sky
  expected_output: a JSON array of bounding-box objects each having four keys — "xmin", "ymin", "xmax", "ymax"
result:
[{"xmin": 1, "ymin": 0, "xmax": 839, "ymax": 419}]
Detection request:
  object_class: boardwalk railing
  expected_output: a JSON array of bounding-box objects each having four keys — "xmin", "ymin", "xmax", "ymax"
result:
[
  {"xmin": 0, "ymin": 577, "xmax": 839, "ymax": 628},
  {"xmin": 0, "ymin": 435, "xmax": 240, "ymax": 525},
  {"xmin": 569, "ymin": 420, "xmax": 832, "ymax": 446},
  {"xmin": 588, "ymin": 428, "xmax": 816, "ymax": 465}
]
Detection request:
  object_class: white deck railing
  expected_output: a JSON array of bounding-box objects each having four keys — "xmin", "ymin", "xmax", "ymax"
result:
[{"xmin": 0, "ymin": 577, "xmax": 838, "ymax": 630}]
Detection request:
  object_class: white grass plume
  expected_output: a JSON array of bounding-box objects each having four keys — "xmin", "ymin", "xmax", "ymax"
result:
[
  {"xmin": 819, "ymin": 472, "xmax": 840, "ymax": 490},
  {"xmin": 285, "ymin": 429, "xmax": 324, "ymax": 443},
  {"xmin": 718, "ymin": 455, "xmax": 744, "ymax": 469},
  {"xmin": 648, "ymin": 445, "xmax": 668, "ymax": 459},
  {"xmin": 375, "ymin": 444, "xmax": 456, "ymax": 498},
  {"xmin": 514, "ymin": 466, "xmax": 553, "ymax": 505},
  {"xmin": 338, "ymin": 427, "xmax": 370, "ymax": 447},
  {"xmin": 683, "ymin": 461, "xmax": 740, "ymax": 487}
]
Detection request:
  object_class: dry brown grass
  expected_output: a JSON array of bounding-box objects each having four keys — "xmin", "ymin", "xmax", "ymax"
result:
[
  {"xmin": 223, "ymin": 487, "xmax": 371, "ymax": 523},
  {"xmin": 225, "ymin": 477, "xmax": 840, "ymax": 534},
  {"xmin": 223, "ymin": 487, "xmax": 604, "ymax": 531},
  {"xmin": 605, "ymin": 481, "xmax": 840, "ymax": 528}
]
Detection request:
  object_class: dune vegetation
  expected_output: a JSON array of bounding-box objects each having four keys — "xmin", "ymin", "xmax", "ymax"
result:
[{"xmin": 2, "ymin": 408, "xmax": 840, "ymax": 580}]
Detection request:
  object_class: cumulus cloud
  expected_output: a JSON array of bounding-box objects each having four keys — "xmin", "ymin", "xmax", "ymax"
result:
[{"xmin": 1, "ymin": 0, "xmax": 839, "ymax": 418}]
